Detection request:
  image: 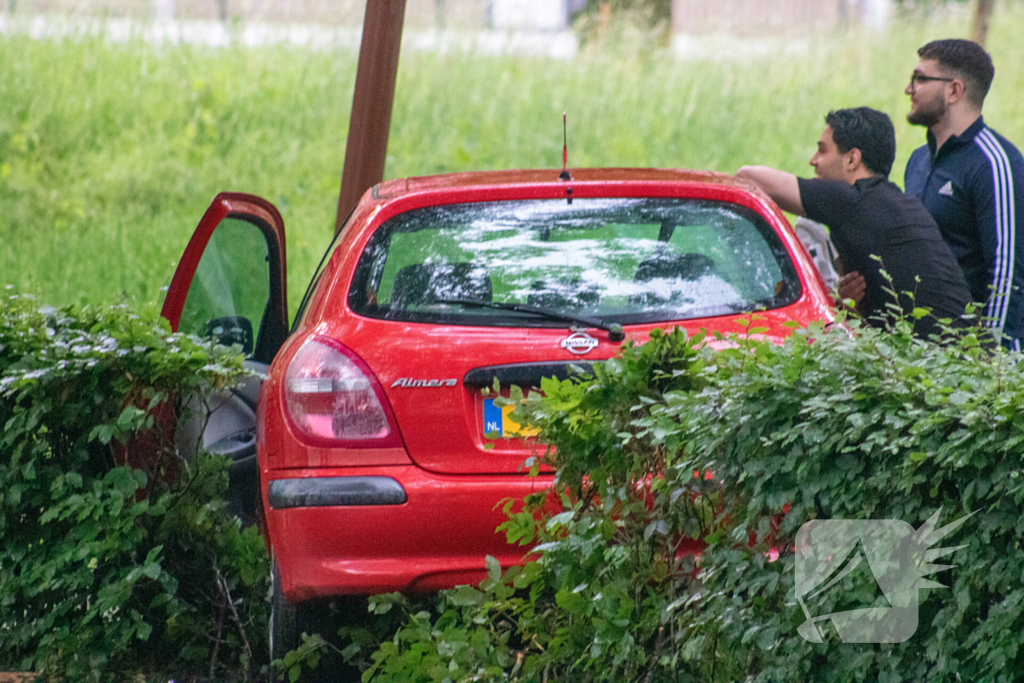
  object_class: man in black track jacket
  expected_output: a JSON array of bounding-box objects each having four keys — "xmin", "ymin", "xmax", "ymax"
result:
[{"xmin": 904, "ymin": 39, "xmax": 1024, "ymax": 350}]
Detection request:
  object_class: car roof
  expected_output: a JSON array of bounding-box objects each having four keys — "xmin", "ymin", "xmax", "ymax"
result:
[{"xmin": 373, "ymin": 168, "xmax": 751, "ymax": 200}]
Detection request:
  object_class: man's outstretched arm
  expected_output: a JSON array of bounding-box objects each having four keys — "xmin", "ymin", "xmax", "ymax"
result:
[{"xmin": 736, "ymin": 166, "xmax": 806, "ymax": 216}]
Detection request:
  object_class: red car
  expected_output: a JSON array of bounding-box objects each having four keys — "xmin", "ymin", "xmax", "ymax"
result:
[{"xmin": 160, "ymin": 168, "xmax": 834, "ymax": 660}]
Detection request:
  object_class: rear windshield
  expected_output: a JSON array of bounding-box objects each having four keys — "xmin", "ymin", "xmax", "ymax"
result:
[{"xmin": 348, "ymin": 198, "xmax": 801, "ymax": 326}]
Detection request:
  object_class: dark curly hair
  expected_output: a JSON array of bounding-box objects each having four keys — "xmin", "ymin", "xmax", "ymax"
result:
[{"xmin": 825, "ymin": 107, "xmax": 896, "ymax": 178}]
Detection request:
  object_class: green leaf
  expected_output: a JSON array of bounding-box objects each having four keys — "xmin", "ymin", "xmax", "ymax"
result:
[
  {"xmin": 546, "ymin": 511, "xmax": 575, "ymax": 531},
  {"xmin": 485, "ymin": 555, "xmax": 502, "ymax": 583},
  {"xmin": 448, "ymin": 585, "xmax": 483, "ymax": 607},
  {"xmin": 555, "ymin": 589, "xmax": 586, "ymax": 615},
  {"xmin": 89, "ymin": 424, "xmax": 114, "ymax": 445}
]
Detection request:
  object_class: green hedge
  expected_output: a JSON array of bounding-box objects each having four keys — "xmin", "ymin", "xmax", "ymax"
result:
[
  {"xmin": 679, "ymin": 315, "xmax": 1022, "ymax": 681},
  {"xmin": 0, "ymin": 294, "xmax": 270, "ymax": 681},
  {"xmin": 12, "ymin": 287, "xmax": 1021, "ymax": 682},
  {"xmin": 350, "ymin": 313, "xmax": 1024, "ymax": 682}
]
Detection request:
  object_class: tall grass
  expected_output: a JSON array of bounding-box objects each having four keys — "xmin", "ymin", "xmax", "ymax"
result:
[{"xmin": 2, "ymin": 10, "xmax": 1023, "ymax": 312}]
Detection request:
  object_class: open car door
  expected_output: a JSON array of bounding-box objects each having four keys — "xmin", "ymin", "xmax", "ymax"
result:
[{"xmin": 161, "ymin": 193, "xmax": 288, "ymax": 523}]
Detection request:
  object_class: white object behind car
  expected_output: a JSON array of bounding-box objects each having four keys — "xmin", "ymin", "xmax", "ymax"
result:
[{"xmin": 794, "ymin": 217, "xmax": 839, "ymax": 293}]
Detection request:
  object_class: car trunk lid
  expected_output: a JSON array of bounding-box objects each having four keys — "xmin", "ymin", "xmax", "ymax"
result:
[{"xmin": 340, "ymin": 322, "xmax": 619, "ymax": 475}]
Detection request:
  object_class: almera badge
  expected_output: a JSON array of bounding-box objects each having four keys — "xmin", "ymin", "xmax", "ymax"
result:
[{"xmin": 560, "ymin": 331, "xmax": 598, "ymax": 355}]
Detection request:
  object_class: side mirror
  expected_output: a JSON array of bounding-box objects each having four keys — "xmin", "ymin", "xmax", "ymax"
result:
[{"xmin": 206, "ymin": 316, "xmax": 254, "ymax": 356}]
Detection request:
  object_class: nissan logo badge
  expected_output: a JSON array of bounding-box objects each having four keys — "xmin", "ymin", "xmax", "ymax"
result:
[{"xmin": 560, "ymin": 331, "xmax": 599, "ymax": 355}]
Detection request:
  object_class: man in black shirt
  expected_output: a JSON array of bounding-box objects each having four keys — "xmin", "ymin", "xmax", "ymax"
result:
[{"xmin": 737, "ymin": 107, "xmax": 972, "ymax": 339}]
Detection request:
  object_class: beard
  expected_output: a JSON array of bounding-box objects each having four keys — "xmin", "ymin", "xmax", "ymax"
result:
[
  {"xmin": 814, "ymin": 161, "xmax": 845, "ymax": 183},
  {"xmin": 907, "ymin": 91, "xmax": 947, "ymax": 127}
]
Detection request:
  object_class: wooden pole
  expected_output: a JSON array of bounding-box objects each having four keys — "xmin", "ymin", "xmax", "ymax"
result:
[
  {"xmin": 335, "ymin": 0, "xmax": 408, "ymax": 232},
  {"xmin": 970, "ymin": 0, "xmax": 995, "ymax": 47}
]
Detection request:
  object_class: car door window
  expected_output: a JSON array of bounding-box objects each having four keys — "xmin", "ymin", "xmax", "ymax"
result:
[{"xmin": 178, "ymin": 217, "xmax": 272, "ymax": 356}]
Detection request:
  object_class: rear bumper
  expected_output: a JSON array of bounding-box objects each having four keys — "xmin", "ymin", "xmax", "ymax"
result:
[
  {"xmin": 262, "ymin": 465, "xmax": 554, "ymax": 601},
  {"xmin": 267, "ymin": 476, "xmax": 408, "ymax": 508}
]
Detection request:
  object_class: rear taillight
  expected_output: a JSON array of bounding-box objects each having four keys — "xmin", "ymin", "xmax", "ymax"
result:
[{"xmin": 284, "ymin": 336, "xmax": 400, "ymax": 447}]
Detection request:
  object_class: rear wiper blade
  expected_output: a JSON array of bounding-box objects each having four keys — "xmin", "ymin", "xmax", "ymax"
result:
[{"xmin": 435, "ymin": 298, "xmax": 625, "ymax": 342}]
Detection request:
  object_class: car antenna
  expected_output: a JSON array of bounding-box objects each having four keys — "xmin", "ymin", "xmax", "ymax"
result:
[{"xmin": 559, "ymin": 112, "xmax": 573, "ymax": 203}]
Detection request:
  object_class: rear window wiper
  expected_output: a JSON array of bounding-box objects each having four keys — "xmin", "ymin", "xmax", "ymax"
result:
[{"xmin": 435, "ymin": 298, "xmax": 625, "ymax": 342}]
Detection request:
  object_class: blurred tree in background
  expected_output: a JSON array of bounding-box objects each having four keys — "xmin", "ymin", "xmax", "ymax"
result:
[
  {"xmin": 576, "ymin": 0, "xmax": 672, "ymax": 25},
  {"xmin": 571, "ymin": 0, "xmax": 997, "ymax": 45},
  {"xmin": 571, "ymin": 0, "xmax": 673, "ymax": 46},
  {"xmin": 970, "ymin": 0, "xmax": 995, "ymax": 44},
  {"xmin": 895, "ymin": 0, "xmax": 996, "ymax": 45}
]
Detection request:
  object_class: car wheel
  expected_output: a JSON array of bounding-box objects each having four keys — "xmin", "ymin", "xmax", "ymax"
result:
[{"xmin": 270, "ymin": 560, "xmax": 363, "ymax": 683}]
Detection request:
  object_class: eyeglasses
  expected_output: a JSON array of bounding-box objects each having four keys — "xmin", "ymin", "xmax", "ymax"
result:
[{"xmin": 908, "ymin": 73, "xmax": 955, "ymax": 90}]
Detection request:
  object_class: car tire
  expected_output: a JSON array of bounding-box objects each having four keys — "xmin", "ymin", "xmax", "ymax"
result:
[{"xmin": 270, "ymin": 560, "xmax": 363, "ymax": 683}]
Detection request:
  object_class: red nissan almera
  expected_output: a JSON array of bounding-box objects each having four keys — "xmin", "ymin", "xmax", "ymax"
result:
[{"xmin": 160, "ymin": 168, "xmax": 834, "ymax": 661}]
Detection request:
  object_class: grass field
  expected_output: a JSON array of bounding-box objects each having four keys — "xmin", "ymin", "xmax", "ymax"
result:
[{"xmin": 2, "ymin": 8, "xmax": 1023, "ymax": 314}]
